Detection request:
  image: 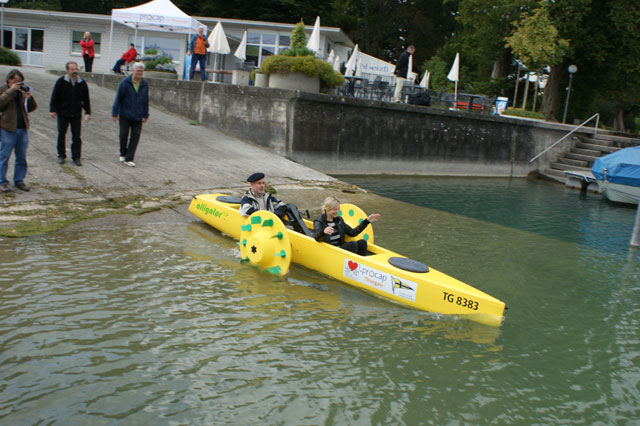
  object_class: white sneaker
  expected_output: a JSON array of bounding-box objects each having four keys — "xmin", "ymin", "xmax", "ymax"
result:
[
  {"xmin": 119, "ymin": 156, "xmax": 125, "ymax": 162},
  {"xmin": 124, "ymin": 161, "xmax": 136, "ymax": 167}
]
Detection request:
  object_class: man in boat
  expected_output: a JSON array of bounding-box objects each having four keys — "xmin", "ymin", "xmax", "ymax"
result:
[
  {"xmin": 314, "ymin": 196, "xmax": 380, "ymax": 256},
  {"xmin": 239, "ymin": 172, "xmax": 288, "ymax": 218},
  {"xmin": 240, "ymin": 173, "xmax": 315, "ymax": 236}
]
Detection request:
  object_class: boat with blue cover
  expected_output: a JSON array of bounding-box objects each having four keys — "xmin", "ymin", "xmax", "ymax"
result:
[{"xmin": 592, "ymin": 146, "xmax": 640, "ymax": 204}]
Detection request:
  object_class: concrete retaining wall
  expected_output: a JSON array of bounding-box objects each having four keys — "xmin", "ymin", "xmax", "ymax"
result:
[{"xmin": 74, "ymin": 72, "xmax": 595, "ymax": 176}]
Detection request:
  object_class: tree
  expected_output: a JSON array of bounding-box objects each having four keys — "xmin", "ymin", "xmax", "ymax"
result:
[{"xmin": 505, "ymin": 7, "xmax": 568, "ymax": 71}]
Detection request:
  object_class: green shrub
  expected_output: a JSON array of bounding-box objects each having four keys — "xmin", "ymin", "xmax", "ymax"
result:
[
  {"xmin": 144, "ymin": 48, "xmax": 158, "ymax": 56},
  {"xmin": 252, "ymin": 20, "xmax": 344, "ymax": 88},
  {"xmin": 143, "ymin": 55, "xmax": 175, "ymax": 73},
  {"xmin": 0, "ymin": 47, "xmax": 21, "ymax": 66},
  {"xmin": 260, "ymin": 55, "xmax": 344, "ymax": 87}
]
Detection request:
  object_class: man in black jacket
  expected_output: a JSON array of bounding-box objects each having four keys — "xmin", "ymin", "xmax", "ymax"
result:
[
  {"xmin": 392, "ymin": 45, "xmax": 415, "ymax": 103},
  {"xmin": 49, "ymin": 61, "xmax": 91, "ymax": 166}
]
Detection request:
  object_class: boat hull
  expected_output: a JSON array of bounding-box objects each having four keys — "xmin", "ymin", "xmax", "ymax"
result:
[
  {"xmin": 596, "ymin": 180, "xmax": 640, "ymax": 205},
  {"xmin": 189, "ymin": 194, "xmax": 506, "ymax": 327}
]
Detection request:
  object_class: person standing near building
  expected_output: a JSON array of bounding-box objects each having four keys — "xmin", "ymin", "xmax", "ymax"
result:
[
  {"xmin": 112, "ymin": 43, "xmax": 137, "ymax": 75},
  {"xmin": 49, "ymin": 61, "xmax": 91, "ymax": 166},
  {"xmin": 80, "ymin": 32, "xmax": 95, "ymax": 72},
  {"xmin": 189, "ymin": 27, "xmax": 209, "ymax": 81},
  {"xmin": 392, "ymin": 45, "xmax": 415, "ymax": 103},
  {"xmin": 0, "ymin": 69, "xmax": 38, "ymax": 193},
  {"xmin": 112, "ymin": 62, "xmax": 149, "ymax": 167}
]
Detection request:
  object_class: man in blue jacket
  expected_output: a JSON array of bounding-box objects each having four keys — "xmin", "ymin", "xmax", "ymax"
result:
[{"xmin": 111, "ymin": 62, "xmax": 149, "ymax": 167}]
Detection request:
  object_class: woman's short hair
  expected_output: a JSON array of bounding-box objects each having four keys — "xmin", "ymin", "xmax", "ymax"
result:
[
  {"xmin": 322, "ymin": 196, "xmax": 340, "ymax": 212},
  {"xmin": 6, "ymin": 69, "xmax": 24, "ymax": 83},
  {"xmin": 83, "ymin": 31, "xmax": 91, "ymax": 38}
]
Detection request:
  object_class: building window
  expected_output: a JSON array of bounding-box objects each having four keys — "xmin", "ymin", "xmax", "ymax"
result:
[
  {"xmin": 246, "ymin": 31, "xmax": 291, "ymax": 67},
  {"xmin": 71, "ymin": 31, "xmax": 101, "ymax": 55},
  {"xmin": 133, "ymin": 36, "xmax": 181, "ymax": 61},
  {"xmin": 3, "ymin": 26, "xmax": 44, "ymax": 66}
]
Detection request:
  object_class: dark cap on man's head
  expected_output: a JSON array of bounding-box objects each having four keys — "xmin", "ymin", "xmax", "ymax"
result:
[{"xmin": 247, "ymin": 172, "xmax": 265, "ymax": 183}]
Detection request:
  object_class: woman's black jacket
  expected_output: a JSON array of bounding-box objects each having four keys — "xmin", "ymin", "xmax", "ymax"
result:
[{"xmin": 313, "ymin": 213, "xmax": 370, "ymax": 245}]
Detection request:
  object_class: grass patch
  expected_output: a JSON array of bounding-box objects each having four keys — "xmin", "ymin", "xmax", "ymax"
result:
[
  {"xmin": 502, "ymin": 109, "xmax": 545, "ymax": 120},
  {"xmin": 60, "ymin": 164, "xmax": 85, "ymax": 181}
]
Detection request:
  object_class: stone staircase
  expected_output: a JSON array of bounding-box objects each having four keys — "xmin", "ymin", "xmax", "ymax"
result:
[{"xmin": 542, "ymin": 133, "xmax": 640, "ymax": 185}]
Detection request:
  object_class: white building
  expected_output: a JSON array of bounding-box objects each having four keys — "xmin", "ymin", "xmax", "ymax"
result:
[{"xmin": 2, "ymin": 7, "xmax": 354, "ymax": 79}]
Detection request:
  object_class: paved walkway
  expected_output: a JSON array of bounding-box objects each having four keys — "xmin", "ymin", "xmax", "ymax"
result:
[{"xmin": 0, "ymin": 65, "xmax": 335, "ymax": 205}]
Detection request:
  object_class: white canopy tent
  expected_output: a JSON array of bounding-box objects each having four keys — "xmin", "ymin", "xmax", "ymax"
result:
[{"xmin": 109, "ymin": 0, "xmax": 206, "ymax": 61}]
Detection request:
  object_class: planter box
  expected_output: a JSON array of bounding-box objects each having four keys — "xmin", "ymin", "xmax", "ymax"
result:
[
  {"xmin": 254, "ymin": 73, "xmax": 268, "ymax": 87},
  {"xmin": 268, "ymin": 71, "xmax": 320, "ymax": 93},
  {"xmin": 144, "ymin": 71, "xmax": 177, "ymax": 80},
  {"xmin": 232, "ymin": 70, "xmax": 251, "ymax": 86}
]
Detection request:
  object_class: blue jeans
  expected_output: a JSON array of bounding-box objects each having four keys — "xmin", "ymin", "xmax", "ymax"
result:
[
  {"xmin": 189, "ymin": 53, "xmax": 207, "ymax": 81},
  {"xmin": 0, "ymin": 128, "xmax": 29, "ymax": 185}
]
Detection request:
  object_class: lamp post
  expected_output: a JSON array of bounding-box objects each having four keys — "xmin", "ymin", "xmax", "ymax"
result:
[
  {"xmin": 0, "ymin": 0, "xmax": 8, "ymax": 49},
  {"xmin": 562, "ymin": 64, "xmax": 578, "ymax": 124}
]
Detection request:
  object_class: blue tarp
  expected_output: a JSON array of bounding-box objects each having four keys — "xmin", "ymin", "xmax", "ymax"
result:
[{"xmin": 592, "ymin": 146, "xmax": 640, "ymax": 187}]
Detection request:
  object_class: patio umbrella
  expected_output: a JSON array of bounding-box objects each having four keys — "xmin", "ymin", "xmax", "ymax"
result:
[
  {"xmin": 234, "ymin": 31, "xmax": 247, "ymax": 61},
  {"xmin": 355, "ymin": 59, "xmax": 363, "ymax": 77},
  {"xmin": 447, "ymin": 52, "xmax": 460, "ymax": 101},
  {"xmin": 333, "ymin": 55, "xmax": 340, "ymax": 72},
  {"xmin": 345, "ymin": 44, "xmax": 359, "ymax": 76},
  {"xmin": 332, "ymin": 54, "xmax": 341, "ymax": 72},
  {"xmin": 419, "ymin": 70, "xmax": 430, "ymax": 89},
  {"xmin": 306, "ymin": 16, "xmax": 321, "ymax": 55},
  {"xmin": 208, "ymin": 22, "xmax": 230, "ymax": 54},
  {"xmin": 208, "ymin": 21, "xmax": 230, "ymax": 81},
  {"xmin": 327, "ymin": 49, "xmax": 335, "ymax": 64}
]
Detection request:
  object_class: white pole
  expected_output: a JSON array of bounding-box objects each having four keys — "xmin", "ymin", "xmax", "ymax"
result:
[
  {"xmin": 1, "ymin": 3, "xmax": 5, "ymax": 48},
  {"xmin": 630, "ymin": 202, "xmax": 640, "ymax": 247},
  {"xmin": 108, "ymin": 19, "xmax": 114, "ymax": 67}
]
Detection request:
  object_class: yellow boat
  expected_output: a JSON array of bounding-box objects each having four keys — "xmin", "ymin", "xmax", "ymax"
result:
[{"xmin": 189, "ymin": 193, "xmax": 506, "ymax": 327}]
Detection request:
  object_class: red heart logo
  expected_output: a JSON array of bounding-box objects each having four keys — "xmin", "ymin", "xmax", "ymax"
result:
[{"xmin": 348, "ymin": 261, "xmax": 358, "ymax": 271}]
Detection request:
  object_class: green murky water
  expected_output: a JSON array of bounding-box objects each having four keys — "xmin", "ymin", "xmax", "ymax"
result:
[{"xmin": 1, "ymin": 177, "xmax": 638, "ymax": 424}]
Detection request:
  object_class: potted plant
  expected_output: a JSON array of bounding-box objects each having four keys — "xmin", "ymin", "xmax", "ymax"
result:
[
  {"xmin": 140, "ymin": 48, "xmax": 177, "ymax": 79},
  {"xmin": 251, "ymin": 21, "xmax": 344, "ymax": 93}
]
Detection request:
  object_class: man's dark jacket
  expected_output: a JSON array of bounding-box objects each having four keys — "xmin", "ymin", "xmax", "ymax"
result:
[
  {"xmin": 394, "ymin": 50, "xmax": 412, "ymax": 79},
  {"xmin": 111, "ymin": 75, "xmax": 149, "ymax": 121},
  {"xmin": 49, "ymin": 75, "xmax": 91, "ymax": 118}
]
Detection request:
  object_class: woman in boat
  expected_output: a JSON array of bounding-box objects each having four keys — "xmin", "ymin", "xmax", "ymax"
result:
[{"xmin": 314, "ymin": 196, "xmax": 380, "ymax": 256}]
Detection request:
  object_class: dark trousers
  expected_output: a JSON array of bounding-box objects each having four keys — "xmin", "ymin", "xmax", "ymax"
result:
[
  {"xmin": 341, "ymin": 239, "xmax": 368, "ymax": 256},
  {"xmin": 119, "ymin": 117, "xmax": 142, "ymax": 162},
  {"xmin": 57, "ymin": 115, "xmax": 82, "ymax": 160},
  {"xmin": 189, "ymin": 53, "xmax": 207, "ymax": 81},
  {"xmin": 83, "ymin": 54, "xmax": 93, "ymax": 72},
  {"xmin": 113, "ymin": 58, "xmax": 126, "ymax": 74}
]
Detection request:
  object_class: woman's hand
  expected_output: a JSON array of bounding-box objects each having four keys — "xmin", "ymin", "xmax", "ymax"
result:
[
  {"xmin": 324, "ymin": 226, "xmax": 335, "ymax": 235},
  {"xmin": 367, "ymin": 213, "xmax": 381, "ymax": 222}
]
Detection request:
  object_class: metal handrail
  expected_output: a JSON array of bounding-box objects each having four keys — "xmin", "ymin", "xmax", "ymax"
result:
[{"xmin": 529, "ymin": 113, "xmax": 600, "ymax": 163}]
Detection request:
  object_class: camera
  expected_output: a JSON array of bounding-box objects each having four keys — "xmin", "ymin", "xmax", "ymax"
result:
[{"xmin": 18, "ymin": 82, "xmax": 30, "ymax": 92}]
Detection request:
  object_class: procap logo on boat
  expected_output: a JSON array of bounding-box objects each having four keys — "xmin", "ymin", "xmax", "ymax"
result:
[{"xmin": 343, "ymin": 259, "xmax": 417, "ymax": 302}]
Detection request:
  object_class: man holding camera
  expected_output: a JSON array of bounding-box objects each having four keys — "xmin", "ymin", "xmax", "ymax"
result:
[
  {"xmin": 0, "ymin": 69, "xmax": 38, "ymax": 193},
  {"xmin": 50, "ymin": 61, "xmax": 91, "ymax": 166}
]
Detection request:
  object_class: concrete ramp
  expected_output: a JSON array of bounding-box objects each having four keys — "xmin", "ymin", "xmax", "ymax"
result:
[{"xmin": 0, "ymin": 65, "xmax": 334, "ymax": 204}]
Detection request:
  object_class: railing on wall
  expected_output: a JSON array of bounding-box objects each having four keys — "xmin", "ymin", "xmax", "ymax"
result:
[{"xmin": 529, "ymin": 113, "xmax": 600, "ymax": 163}]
